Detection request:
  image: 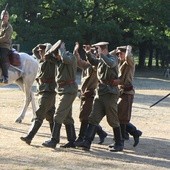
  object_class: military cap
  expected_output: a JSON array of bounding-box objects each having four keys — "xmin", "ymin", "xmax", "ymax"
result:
[
  {"xmin": 116, "ymin": 46, "xmax": 127, "ymax": 53},
  {"xmin": 37, "ymin": 44, "xmax": 46, "ymax": 51},
  {"xmin": 45, "ymin": 40, "xmax": 62, "ymax": 56},
  {"xmin": 37, "ymin": 43, "xmax": 52, "ymax": 53},
  {"xmin": 92, "ymin": 42, "xmax": 109, "ymax": 47}
]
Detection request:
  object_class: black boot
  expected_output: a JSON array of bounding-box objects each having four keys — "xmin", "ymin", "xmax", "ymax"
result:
[
  {"xmin": 96, "ymin": 125, "xmax": 107, "ymax": 144},
  {"xmin": 1, "ymin": 63, "xmax": 9, "ymax": 84},
  {"xmin": 126, "ymin": 123, "xmax": 142, "ymax": 147},
  {"xmin": 109, "ymin": 127, "xmax": 124, "ymax": 152},
  {"xmin": 49, "ymin": 122, "xmax": 54, "ymax": 133},
  {"xmin": 42, "ymin": 122, "xmax": 61, "ymax": 148},
  {"xmin": 74, "ymin": 121, "xmax": 88, "ymax": 146},
  {"xmin": 124, "ymin": 131, "xmax": 130, "ymax": 140},
  {"xmin": 120, "ymin": 124, "xmax": 126, "ymax": 140},
  {"xmin": 61, "ymin": 124, "xmax": 76, "ymax": 148},
  {"xmin": 75, "ymin": 124, "xmax": 97, "ymax": 151},
  {"xmin": 20, "ymin": 119, "xmax": 42, "ymax": 145}
]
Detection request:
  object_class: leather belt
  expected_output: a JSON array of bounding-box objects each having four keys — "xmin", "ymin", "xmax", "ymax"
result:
[
  {"xmin": 120, "ymin": 85, "xmax": 133, "ymax": 91},
  {"xmin": 40, "ymin": 78, "xmax": 55, "ymax": 83}
]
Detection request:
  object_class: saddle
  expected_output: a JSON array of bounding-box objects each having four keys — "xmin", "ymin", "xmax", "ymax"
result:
[{"xmin": 8, "ymin": 50, "xmax": 21, "ymax": 67}]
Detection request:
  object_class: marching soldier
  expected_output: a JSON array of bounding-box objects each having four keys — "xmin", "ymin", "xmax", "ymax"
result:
[
  {"xmin": 73, "ymin": 42, "xmax": 107, "ymax": 145},
  {"xmin": 20, "ymin": 43, "xmax": 57, "ymax": 145},
  {"xmin": 109, "ymin": 45, "xmax": 142, "ymax": 148},
  {"xmin": 75, "ymin": 42, "xmax": 124, "ymax": 152},
  {"xmin": 42, "ymin": 40, "xmax": 78, "ymax": 148}
]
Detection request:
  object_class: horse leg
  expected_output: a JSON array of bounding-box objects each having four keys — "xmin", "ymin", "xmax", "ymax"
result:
[{"xmin": 15, "ymin": 80, "xmax": 32, "ymax": 123}]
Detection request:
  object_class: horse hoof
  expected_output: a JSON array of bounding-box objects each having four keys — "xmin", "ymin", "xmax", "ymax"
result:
[{"xmin": 15, "ymin": 118, "xmax": 22, "ymax": 123}]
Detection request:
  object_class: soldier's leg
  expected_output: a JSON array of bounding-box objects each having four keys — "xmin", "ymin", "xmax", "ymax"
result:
[
  {"xmin": 0, "ymin": 48, "xmax": 10, "ymax": 83},
  {"xmin": 45, "ymin": 94, "xmax": 56, "ymax": 133},
  {"xmin": 75, "ymin": 96, "xmax": 105, "ymax": 150},
  {"xmin": 126, "ymin": 122, "xmax": 142, "ymax": 147},
  {"xmin": 21, "ymin": 93, "xmax": 53, "ymax": 145},
  {"xmin": 75, "ymin": 97, "xmax": 93, "ymax": 145},
  {"xmin": 104, "ymin": 94, "xmax": 123, "ymax": 152},
  {"xmin": 43, "ymin": 93, "xmax": 77, "ymax": 148},
  {"xmin": 96, "ymin": 125, "xmax": 108, "ymax": 144}
]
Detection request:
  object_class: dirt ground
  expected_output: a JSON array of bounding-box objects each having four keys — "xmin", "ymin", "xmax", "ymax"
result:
[{"xmin": 0, "ymin": 70, "xmax": 170, "ymax": 170}]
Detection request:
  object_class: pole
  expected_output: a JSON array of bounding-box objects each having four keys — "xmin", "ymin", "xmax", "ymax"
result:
[{"xmin": 150, "ymin": 93, "xmax": 170, "ymax": 108}]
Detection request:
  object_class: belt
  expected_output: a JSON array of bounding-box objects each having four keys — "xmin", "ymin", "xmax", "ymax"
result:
[
  {"xmin": 100, "ymin": 79, "xmax": 120, "ymax": 86},
  {"xmin": 120, "ymin": 85, "xmax": 133, "ymax": 91},
  {"xmin": 58, "ymin": 80, "xmax": 75, "ymax": 88},
  {"xmin": 40, "ymin": 78, "xmax": 55, "ymax": 83}
]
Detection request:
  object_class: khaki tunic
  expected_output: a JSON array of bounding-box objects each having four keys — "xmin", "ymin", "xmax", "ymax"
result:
[
  {"xmin": 49, "ymin": 50, "xmax": 78, "ymax": 124},
  {"xmin": 75, "ymin": 52, "xmax": 98, "ymax": 122},
  {"xmin": 118, "ymin": 53, "xmax": 135, "ymax": 124},
  {"xmin": 0, "ymin": 22, "xmax": 13, "ymax": 49},
  {"xmin": 86, "ymin": 53, "xmax": 120, "ymax": 128},
  {"xmin": 34, "ymin": 52, "xmax": 57, "ymax": 123}
]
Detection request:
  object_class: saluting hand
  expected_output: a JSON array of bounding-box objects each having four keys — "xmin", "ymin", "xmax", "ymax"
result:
[{"xmin": 73, "ymin": 42, "xmax": 79, "ymax": 54}]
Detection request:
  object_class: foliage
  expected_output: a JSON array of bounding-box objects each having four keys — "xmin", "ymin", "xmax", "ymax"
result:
[{"xmin": 0, "ymin": 0, "xmax": 169, "ymax": 67}]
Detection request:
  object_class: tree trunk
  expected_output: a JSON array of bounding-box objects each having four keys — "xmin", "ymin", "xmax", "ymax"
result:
[
  {"xmin": 138, "ymin": 42, "xmax": 147, "ymax": 69},
  {"xmin": 148, "ymin": 45, "xmax": 153, "ymax": 68}
]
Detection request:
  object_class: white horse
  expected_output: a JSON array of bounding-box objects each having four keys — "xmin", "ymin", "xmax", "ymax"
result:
[{"xmin": 0, "ymin": 52, "xmax": 39, "ymax": 123}]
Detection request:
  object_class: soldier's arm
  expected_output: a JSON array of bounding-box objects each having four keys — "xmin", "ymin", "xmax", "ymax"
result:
[
  {"xmin": 124, "ymin": 45, "xmax": 134, "ymax": 66},
  {"xmin": 100, "ymin": 54, "xmax": 118, "ymax": 68},
  {"xmin": 73, "ymin": 42, "xmax": 90, "ymax": 70},
  {"xmin": 86, "ymin": 52, "xmax": 99, "ymax": 66}
]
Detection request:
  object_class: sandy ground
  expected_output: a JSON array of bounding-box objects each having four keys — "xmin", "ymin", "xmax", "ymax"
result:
[{"xmin": 0, "ymin": 70, "xmax": 170, "ymax": 170}]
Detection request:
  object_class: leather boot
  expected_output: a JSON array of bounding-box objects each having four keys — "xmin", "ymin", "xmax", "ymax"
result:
[
  {"xmin": 126, "ymin": 123, "xmax": 142, "ymax": 147},
  {"xmin": 74, "ymin": 121, "xmax": 88, "ymax": 146},
  {"xmin": 20, "ymin": 119, "xmax": 42, "ymax": 145},
  {"xmin": 75, "ymin": 124, "xmax": 97, "ymax": 151},
  {"xmin": 96, "ymin": 125, "xmax": 107, "ymax": 144},
  {"xmin": 49, "ymin": 122, "xmax": 54, "ymax": 133},
  {"xmin": 42, "ymin": 122, "xmax": 61, "ymax": 148},
  {"xmin": 109, "ymin": 127, "xmax": 124, "ymax": 152},
  {"xmin": 120, "ymin": 124, "xmax": 126, "ymax": 140},
  {"xmin": 124, "ymin": 131, "xmax": 130, "ymax": 140},
  {"xmin": 1, "ymin": 62, "xmax": 9, "ymax": 84},
  {"xmin": 61, "ymin": 124, "xmax": 76, "ymax": 148}
]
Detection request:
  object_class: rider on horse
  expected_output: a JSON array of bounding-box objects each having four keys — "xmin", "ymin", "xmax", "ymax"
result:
[{"xmin": 0, "ymin": 10, "xmax": 13, "ymax": 84}]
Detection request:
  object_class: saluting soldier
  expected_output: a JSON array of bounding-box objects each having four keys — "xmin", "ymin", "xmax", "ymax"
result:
[
  {"xmin": 115, "ymin": 45, "xmax": 142, "ymax": 147},
  {"xmin": 0, "ymin": 10, "xmax": 13, "ymax": 83},
  {"xmin": 20, "ymin": 43, "xmax": 57, "ymax": 145},
  {"xmin": 42, "ymin": 40, "xmax": 78, "ymax": 149},
  {"xmin": 75, "ymin": 42, "xmax": 124, "ymax": 152},
  {"xmin": 73, "ymin": 42, "xmax": 107, "ymax": 145}
]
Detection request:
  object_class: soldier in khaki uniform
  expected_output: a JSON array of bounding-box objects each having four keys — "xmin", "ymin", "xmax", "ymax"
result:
[
  {"xmin": 73, "ymin": 42, "xmax": 107, "ymax": 145},
  {"xmin": 42, "ymin": 40, "xmax": 78, "ymax": 149},
  {"xmin": 0, "ymin": 10, "xmax": 13, "ymax": 83},
  {"xmin": 75, "ymin": 42, "xmax": 124, "ymax": 152},
  {"xmin": 110, "ymin": 45, "xmax": 142, "ymax": 148},
  {"xmin": 20, "ymin": 43, "xmax": 57, "ymax": 145}
]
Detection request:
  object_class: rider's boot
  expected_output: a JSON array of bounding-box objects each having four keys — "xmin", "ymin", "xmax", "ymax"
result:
[{"xmin": 1, "ymin": 62, "xmax": 9, "ymax": 84}]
